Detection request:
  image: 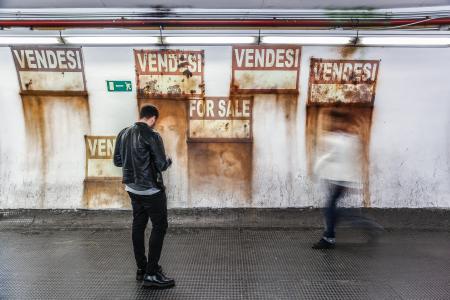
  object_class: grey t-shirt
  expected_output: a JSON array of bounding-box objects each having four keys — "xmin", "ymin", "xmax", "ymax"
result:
[{"xmin": 125, "ymin": 183, "xmax": 160, "ymax": 196}]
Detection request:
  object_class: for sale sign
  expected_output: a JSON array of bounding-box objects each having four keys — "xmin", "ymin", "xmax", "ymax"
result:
[
  {"xmin": 85, "ymin": 136, "xmax": 122, "ymax": 178},
  {"xmin": 308, "ymin": 58, "xmax": 380, "ymax": 104},
  {"xmin": 188, "ymin": 97, "xmax": 253, "ymax": 142},
  {"xmin": 232, "ymin": 45, "xmax": 301, "ymax": 93},
  {"xmin": 10, "ymin": 47, "xmax": 86, "ymax": 92},
  {"xmin": 134, "ymin": 49, "xmax": 204, "ymax": 99}
]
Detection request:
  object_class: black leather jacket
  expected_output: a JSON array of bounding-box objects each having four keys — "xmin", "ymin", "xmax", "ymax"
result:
[{"xmin": 113, "ymin": 122, "xmax": 171, "ymax": 189}]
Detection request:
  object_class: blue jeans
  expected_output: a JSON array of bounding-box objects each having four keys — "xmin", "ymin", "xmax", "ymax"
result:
[{"xmin": 323, "ymin": 183, "xmax": 346, "ymax": 239}]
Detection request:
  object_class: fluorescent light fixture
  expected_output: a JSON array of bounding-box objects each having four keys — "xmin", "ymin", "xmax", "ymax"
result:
[
  {"xmin": 262, "ymin": 36, "xmax": 353, "ymax": 45},
  {"xmin": 360, "ymin": 36, "xmax": 450, "ymax": 46},
  {"xmin": 64, "ymin": 36, "xmax": 160, "ymax": 45},
  {"xmin": 164, "ymin": 36, "xmax": 256, "ymax": 44},
  {"xmin": 0, "ymin": 36, "xmax": 61, "ymax": 45}
]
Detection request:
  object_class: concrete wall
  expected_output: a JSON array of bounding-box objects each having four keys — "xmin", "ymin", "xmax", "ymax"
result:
[{"xmin": 0, "ymin": 45, "xmax": 449, "ymax": 209}]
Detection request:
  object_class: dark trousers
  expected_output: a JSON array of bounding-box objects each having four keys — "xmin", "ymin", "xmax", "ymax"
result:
[
  {"xmin": 323, "ymin": 183, "xmax": 346, "ymax": 239},
  {"xmin": 128, "ymin": 191, "xmax": 168, "ymax": 275}
]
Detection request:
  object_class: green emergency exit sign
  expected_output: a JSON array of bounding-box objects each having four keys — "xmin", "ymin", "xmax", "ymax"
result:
[{"xmin": 107, "ymin": 80, "xmax": 132, "ymax": 92}]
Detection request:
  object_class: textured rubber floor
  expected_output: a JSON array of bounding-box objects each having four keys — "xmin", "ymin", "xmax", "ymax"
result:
[{"xmin": 0, "ymin": 228, "xmax": 449, "ymax": 299}]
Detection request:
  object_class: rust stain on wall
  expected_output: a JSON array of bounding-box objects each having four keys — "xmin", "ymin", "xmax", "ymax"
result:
[
  {"xmin": 188, "ymin": 143, "xmax": 253, "ymax": 206},
  {"xmin": 305, "ymin": 58, "xmax": 380, "ymax": 207},
  {"xmin": 138, "ymin": 99, "xmax": 188, "ymax": 162},
  {"xmin": 305, "ymin": 106, "xmax": 373, "ymax": 207},
  {"xmin": 135, "ymin": 49, "xmax": 204, "ymax": 99},
  {"xmin": 21, "ymin": 96, "xmax": 47, "ymax": 207},
  {"xmin": 339, "ymin": 46, "xmax": 358, "ymax": 59},
  {"xmin": 275, "ymin": 94, "xmax": 298, "ymax": 123},
  {"xmin": 138, "ymin": 98, "xmax": 189, "ymax": 206},
  {"xmin": 21, "ymin": 94, "xmax": 91, "ymax": 208},
  {"xmin": 278, "ymin": 93, "xmax": 299, "ymax": 195},
  {"xmin": 82, "ymin": 179, "xmax": 130, "ymax": 209}
]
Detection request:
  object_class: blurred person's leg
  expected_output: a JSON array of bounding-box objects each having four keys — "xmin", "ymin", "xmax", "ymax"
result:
[
  {"xmin": 324, "ymin": 184, "xmax": 346, "ymax": 239},
  {"xmin": 343, "ymin": 210, "xmax": 385, "ymax": 243},
  {"xmin": 313, "ymin": 183, "xmax": 346, "ymax": 249}
]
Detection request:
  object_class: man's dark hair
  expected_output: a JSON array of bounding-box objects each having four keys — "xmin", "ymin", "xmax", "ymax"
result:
[{"xmin": 140, "ymin": 105, "xmax": 159, "ymax": 119}]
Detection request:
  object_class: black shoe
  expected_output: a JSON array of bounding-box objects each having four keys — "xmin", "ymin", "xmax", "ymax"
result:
[
  {"xmin": 142, "ymin": 272, "xmax": 175, "ymax": 289},
  {"xmin": 312, "ymin": 238, "xmax": 336, "ymax": 249},
  {"xmin": 156, "ymin": 267, "xmax": 175, "ymax": 284},
  {"xmin": 136, "ymin": 268, "xmax": 145, "ymax": 281},
  {"xmin": 137, "ymin": 265, "xmax": 162, "ymax": 281}
]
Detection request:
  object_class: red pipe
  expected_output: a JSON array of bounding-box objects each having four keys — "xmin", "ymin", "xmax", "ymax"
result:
[{"xmin": 0, "ymin": 18, "xmax": 450, "ymax": 28}]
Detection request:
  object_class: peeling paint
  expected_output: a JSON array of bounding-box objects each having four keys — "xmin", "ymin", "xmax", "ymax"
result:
[{"xmin": 135, "ymin": 49, "xmax": 204, "ymax": 99}]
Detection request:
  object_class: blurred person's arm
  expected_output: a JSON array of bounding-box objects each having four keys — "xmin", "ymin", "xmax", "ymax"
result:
[{"xmin": 313, "ymin": 152, "xmax": 331, "ymax": 178}]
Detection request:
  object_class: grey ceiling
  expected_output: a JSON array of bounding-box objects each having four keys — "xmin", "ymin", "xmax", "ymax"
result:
[{"xmin": 1, "ymin": 0, "xmax": 449, "ymax": 9}]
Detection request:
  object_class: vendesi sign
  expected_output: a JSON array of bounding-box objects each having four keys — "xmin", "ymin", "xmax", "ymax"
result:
[
  {"xmin": 308, "ymin": 58, "xmax": 380, "ymax": 105},
  {"xmin": 85, "ymin": 136, "xmax": 122, "ymax": 179},
  {"xmin": 10, "ymin": 46, "xmax": 86, "ymax": 92},
  {"xmin": 134, "ymin": 49, "xmax": 204, "ymax": 98},
  {"xmin": 232, "ymin": 45, "xmax": 301, "ymax": 94},
  {"xmin": 107, "ymin": 80, "xmax": 132, "ymax": 92},
  {"xmin": 188, "ymin": 96, "xmax": 253, "ymax": 142}
]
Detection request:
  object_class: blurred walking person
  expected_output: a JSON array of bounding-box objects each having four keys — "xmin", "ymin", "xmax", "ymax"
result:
[
  {"xmin": 114, "ymin": 105, "xmax": 175, "ymax": 288},
  {"xmin": 312, "ymin": 110, "xmax": 380, "ymax": 249}
]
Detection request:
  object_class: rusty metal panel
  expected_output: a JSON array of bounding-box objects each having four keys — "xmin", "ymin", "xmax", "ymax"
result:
[
  {"xmin": 188, "ymin": 143, "xmax": 253, "ymax": 206},
  {"xmin": 188, "ymin": 96, "xmax": 253, "ymax": 142},
  {"xmin": 84, "ymin": 136, "xmax": 121, "ymax": 179},
  {"xmin": 134, "ymin": 49, "xmax": 204, "ymax": 99},
  {"xmin": 231, "ymin": 45, "xmax": 301, "ymax": 94},
  {"xmin": 308, "ymin": 58, "xmax": 380, "ymax": 105},
  {"xmin": 10, "ymin": 46, "xmax": 86, "ymax": 92}
]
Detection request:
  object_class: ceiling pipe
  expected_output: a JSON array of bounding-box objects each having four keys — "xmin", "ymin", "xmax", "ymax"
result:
[{"xmin": 1, "ymin": 18, "xmax": 450, "ymax": 28}]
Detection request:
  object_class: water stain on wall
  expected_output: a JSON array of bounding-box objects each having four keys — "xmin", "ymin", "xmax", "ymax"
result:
[
  {"xmin": 188, "ymin": 142, "xmax": 253, "ymax": 207},
  {"xmin": 21, "ymin": 94, "xmax": 90, "ymax": 208},
  {"xmin": 138, "ymin": 98, "xmax": 189, "ymax": 207},
  {"xmin": 339, "ymin": 46, "xmax": 359, "ymax": 59},
  {"xmin": 83, "ymin": 179, "xmax": 130, "ymax": 208},
  {"xmin": 250, "ymin": 93, "xmax": 299, "ymax": 207},
  {"xmin": 276, "ymin": 93, "xmax": 299, "ymax": 203},
  {"xmin": 305, "ymin": 105, "xmax": 373, "ymax": 207}
]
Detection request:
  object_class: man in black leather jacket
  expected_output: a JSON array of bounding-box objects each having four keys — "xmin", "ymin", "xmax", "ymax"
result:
[{"xmin": 113, "ymin": 105, "xmax": 175, "ymax": 289}]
